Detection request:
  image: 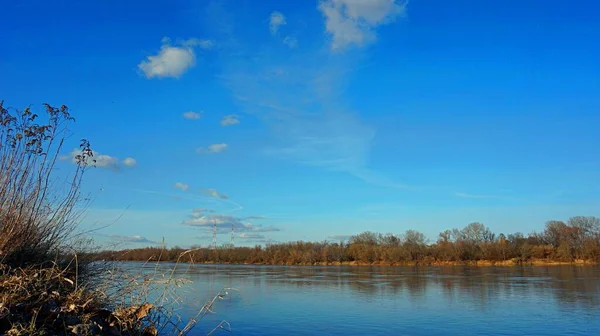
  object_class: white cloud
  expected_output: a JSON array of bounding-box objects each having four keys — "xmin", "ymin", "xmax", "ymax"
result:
[
  {"xmin": 237, "ymin": 233, "xmax": 265, "ymax": 239},
  {"xmin": 269, "ymin": 11, "xmax": 286, "ymax": 35},
  {"xmin": 174, "ymin": 182, "xmax": 189, "ymax": 192},
  {"xmin": 138, "ymin": 37, "xmax": 212, "ymax": 78},
  {"xmin": 196, "ymin": 143, "xmax": 228, "ymax": 154},
  {"xmin": 183, "ymin": 213, "xmax": 279, "ymax": 234},
  {"xmin": 237, "ymin": 233, "xmax": 273, "ymax": 243},
  {"xmin": 122, "ymin": 157, "xmax": 137, "ymax": 167},
  {"xmin": 220, "ymin": 114, "xmax": 240, "ymax": 126},
  {"xmin": 249, "ymin": 225, "xmax": 280, "ymax": 233},
  {"xmin": 282, "ymin": 36, "xmax": 298, "ymax": 48},
  {"xmin": 202, "ymin": 188, "xmax": 229, "ymax": 200},
  {"xmin": 318, "ymin": 0, "xmax": 406, "ymax": 50},
  {"xmin": 61, "ymin": 149, "xmax": 136, "ymax": 171},
  {"xmin": 183, "ymin": 111, "xmax": 202, "ymax": 120},
  {"xmin": 108, "ymin": 235, "xmax": 159, "ymax": 244}
]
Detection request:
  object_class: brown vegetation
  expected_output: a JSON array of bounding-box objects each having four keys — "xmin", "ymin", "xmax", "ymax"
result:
[
  {"xmin": 0, "ymin": 102, "xmax": 231, "ymax": 335},
  {"xmin": 0, "ymin": 264, "xmax": 154, "ymax": 336},
  {"xmin": 97, "ymin": 218, "xmax": 600, "ymax": 266}
]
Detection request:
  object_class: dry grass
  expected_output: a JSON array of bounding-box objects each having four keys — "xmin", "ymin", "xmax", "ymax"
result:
[
  {"xmin": 1, "ymin": 262, "xmax": 106, "ymax": 335},
  {"xmin": 100, "ymin": 248, "xmax": 237, "ymax": 336},
  {"xmin": 0, "ymin": 255, "xmax": 236, "ymax": 335},
  {"xmin": 0, "ymin": 101, "xmax": 235, "ymax": 335},
  {"xmin": 0, "ymin": 102, "xmax": 91, "ymax": 268}
]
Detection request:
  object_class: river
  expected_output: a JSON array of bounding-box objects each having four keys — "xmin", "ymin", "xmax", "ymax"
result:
[{"xmin": 118, "ymin": 263, "xmax": 600, "ymax": 335}]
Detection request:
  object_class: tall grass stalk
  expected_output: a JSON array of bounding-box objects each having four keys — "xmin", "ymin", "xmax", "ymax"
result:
[
  {"xmin": 0, "ymin": 101, "xmax": 234, "ymax": 335},
  {"xmin": 0, "ymin": 101, "xmax": 91, "ymax": 267}
]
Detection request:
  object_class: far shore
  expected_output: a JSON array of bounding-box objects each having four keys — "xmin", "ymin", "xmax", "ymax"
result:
[{"xmin": 112, "ymin": 258, "xmax": 598, "ymax": 267}]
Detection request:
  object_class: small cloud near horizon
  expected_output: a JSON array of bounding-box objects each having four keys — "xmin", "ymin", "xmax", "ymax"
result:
[
  {"xmin": 183, "ymin": 213, "xmax": 280, "ymax": 234},
  {"xmin": 243, "ymin": 216, "xmax": 267, "ymax": 220},
  {"xmin": 237, "ymin": 232, "xmax": 275, "ymax": 243},
  {"xmin": 107, "ymin": 235, "xmax": 159, "ymax": 245}
]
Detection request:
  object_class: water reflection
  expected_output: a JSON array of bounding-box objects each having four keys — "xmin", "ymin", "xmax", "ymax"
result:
[
  {"xmin": 133, "ymin": 263, "xmax": 600, "ymax": 313},
  {"xmin": 123, "ymin": 263, "xmax": 600, "ymax": 335}
]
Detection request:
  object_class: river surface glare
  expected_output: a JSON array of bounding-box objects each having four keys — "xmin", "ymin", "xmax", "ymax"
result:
[{"xmin": 120, "ymin": 263, "xmax": 600, "ymax": 335}]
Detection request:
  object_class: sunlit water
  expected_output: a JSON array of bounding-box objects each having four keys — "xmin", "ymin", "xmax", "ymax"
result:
[{"xmin": 120, "ymin": 263, "xmax": 600, "ymax": 335}]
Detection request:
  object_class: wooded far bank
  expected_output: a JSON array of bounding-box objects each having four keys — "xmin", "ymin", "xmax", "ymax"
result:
[{"xmin": 95, "ymin": 217, "xmax": 600, "ymax": 266}]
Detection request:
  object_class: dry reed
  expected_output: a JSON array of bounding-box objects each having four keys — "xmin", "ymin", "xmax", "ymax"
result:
[{"xmin": 0, "ymin": 101, "xmax": 235, "ymax": 335}]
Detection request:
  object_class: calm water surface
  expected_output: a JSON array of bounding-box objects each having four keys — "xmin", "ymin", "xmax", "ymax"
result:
[{"xmin": 126, "ymin": 263, "xmax": 600, "ymax": 335}]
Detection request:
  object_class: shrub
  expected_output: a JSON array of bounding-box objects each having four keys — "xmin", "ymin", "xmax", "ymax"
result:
[{"xmin": 0, "ymin": 101, "xmax": 92, "ymax": 268}]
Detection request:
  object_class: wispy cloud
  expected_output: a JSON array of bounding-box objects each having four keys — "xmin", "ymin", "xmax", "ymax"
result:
[
  {"xmin": 138, "ymin": 37, "xmax": 212, "ymax": 79},
  {"xmin": 196, "ymin": 143, "xmax": 228, "ymax": 154},
  {"xmin": 237, "ymin": 233, "xmax": 274, "ymax": 243},
  {"xmin": 224, "ymin": 59, "xmax": 374, "ymax": 171},
  {"xmin": 61, "ymin": 149, "xmax": 136, "ymax": 171},
  {"xmin": 269, "ymin": 11, "xmax": 286, "ymax": 35},
  {"xmin": 220, "ymin": 114, "xmax": 240, "ymax": 126},
  {"xmin": 238, "ymin": 233, "xmax": 266, "ymax": 240},
  {"xmin": 209, "ymin": 1, "xmax": 410, "ymax": 189},
  {"xmin": 195, "ymin": 232, "xmax": 275, "ymax": 244},
  {"xmin": 107, "ymin": 235, "xmax": 159, "ymax": 245},
  {"xmin": 242, "ymin": 216, "xmax": 267, "ymax": 220},
  {"xmin": 174, "ymin": 182, "xmax": 189, "ymax": 192},
  {"xmin": 183, "ymin": 111, "xmax": 202, "ymax": 120},
  {"xmin": 193, "ymin": 207, "xmax": 214, "ymax": 212},
  {"xmin": 282, "ymin": 36, "xmax": 298, "ymax": 48},
  {"xmin": 269, "ymin": 11, "xmax": 297, "ymax": 49},
  {"xmin": 250, "ymin": 225, "xmax": 280, "ymax": 232},
  {"xmin": 183, "ymin": 38, "xmax": 214, "ymax": 49},
  {"xmin": 318, "ymin": 0, "xmax": 407, "ymax": 50},
  {"xmin": 183, "ymin": 213, "xmax": 279, "ymax": 234},
  {"xmin": 202, "ymin": 188, "xmax": 229, "ymax": 200},
  {"xmin": 221, "ymin": 51, "xmax": 411, "ymax": 189}
]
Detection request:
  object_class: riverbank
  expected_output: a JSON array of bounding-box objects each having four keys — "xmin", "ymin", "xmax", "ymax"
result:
[
  {"xmin": 0, "ymin": 264, "xmax": 156, "ymax": 336},
  {"xmin": 95, "ymin": 221, "xmax": 600, "ymax": 268},
  {"xmin": 319, "ymin": 258, "xmax": 598, "ymax": 267},
  {"xmin": 110, "ymin": 258, "xmax": 598, "ymax": 267}
]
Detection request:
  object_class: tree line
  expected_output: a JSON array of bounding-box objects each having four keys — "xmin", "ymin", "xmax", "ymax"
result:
[{"xmin": 94, "ymin": 216, "xmax": 600, "ymax": 265}]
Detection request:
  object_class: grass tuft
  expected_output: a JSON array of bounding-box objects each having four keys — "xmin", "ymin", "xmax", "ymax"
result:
[{"xmin": 0, "ymin": 101, "xmax": 234, "ymax": 335}]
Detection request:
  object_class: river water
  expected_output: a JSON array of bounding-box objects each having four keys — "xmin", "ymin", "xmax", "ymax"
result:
[{"xmin": 122, "ymin": 263, "xmax": 600, "ymax": 335}]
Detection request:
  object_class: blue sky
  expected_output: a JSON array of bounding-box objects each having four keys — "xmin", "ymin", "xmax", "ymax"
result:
[{"xmin": 2, "ymin": 0, "xmax": 599, "ymax": 248}]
